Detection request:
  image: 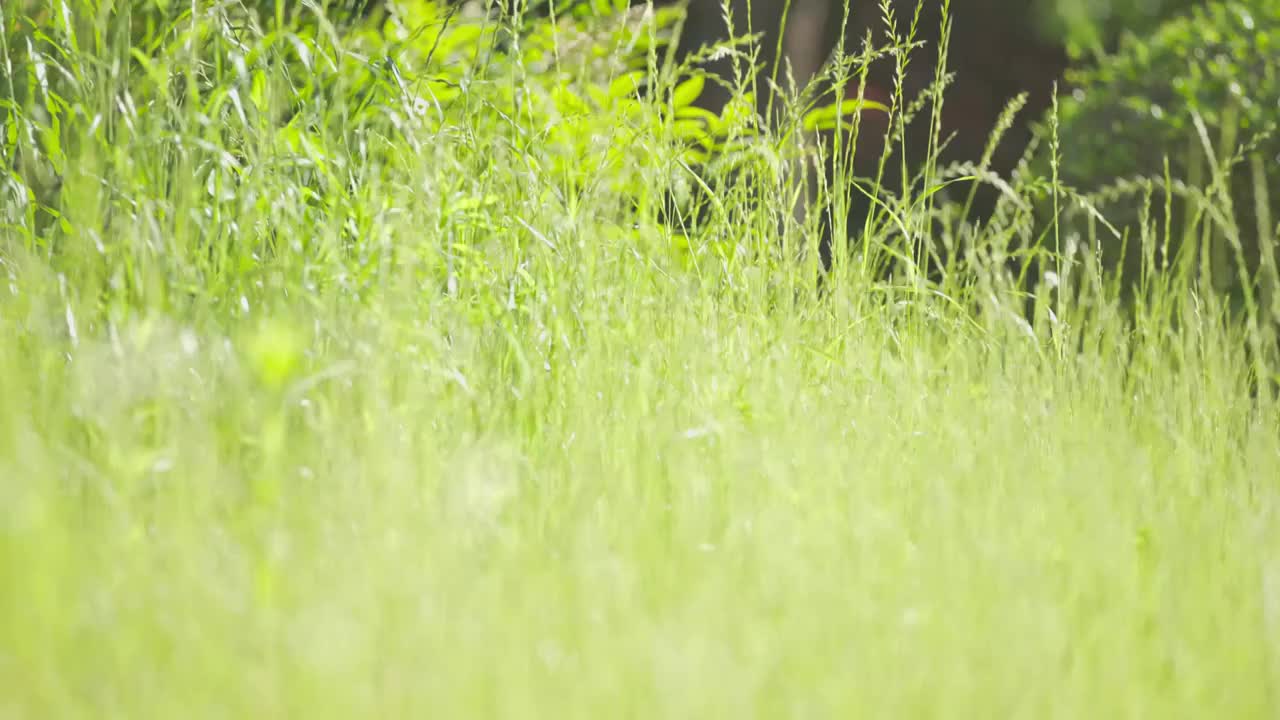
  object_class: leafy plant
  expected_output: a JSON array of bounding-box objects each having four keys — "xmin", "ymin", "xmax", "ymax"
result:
[
  {"xmin": 1032, "ymin": 0, "xmax": 1203, "ymax": 56},
  {"xmin": 1042, "ymin": 0, "xmax": 1280, "ymax": 311},
  {"xmin": 1, "ymin": 0, "xmax": 717, "ymax": 288}
]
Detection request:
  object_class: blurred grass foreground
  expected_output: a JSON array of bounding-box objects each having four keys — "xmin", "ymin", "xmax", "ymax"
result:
[{"xmin": 2, "ymin": 0, "xmax": 1280, "ymax": 717}]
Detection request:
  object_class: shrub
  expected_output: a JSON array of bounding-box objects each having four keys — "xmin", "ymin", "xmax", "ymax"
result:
[
  {"xmin": 1043, "ymin": 0, "xmax": 1280, "ymax": 310},
  {"xmin": 1033, "ymin": 0, "xmax": 1203, "ymax": 56},
  {"xmin": 1, "ymin": 0, "xmax": 724, "ymax": 302}
]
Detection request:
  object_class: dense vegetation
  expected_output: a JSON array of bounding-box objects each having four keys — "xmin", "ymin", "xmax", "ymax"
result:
[
  {"xmin": 2, "ymin": 0, "xmax": 1278, "ymax": 716},
  {"xmin": 1048, "ymin": 1, "xmax": 1279, "ymax": 313}
]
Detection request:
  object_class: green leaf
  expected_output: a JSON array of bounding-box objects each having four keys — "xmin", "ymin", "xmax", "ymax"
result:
[
  {"xmin": 551, "ymin": 84, "xmax": 590, "ymax": 115},
  {"xmin": 672, "ymin": 75, "xmax": 705, "ymax": 110},
  {"xmin": 250, "ymin": 69, "xmax": 268, "ymax": 111},
  {"xmin": 675, "ymin": 104, "xmax": 719, "ymax": 124},
  {"xmin": 438, "ymin": 24, "xmax": 484, "ymax": 56},
  {"xmin": 802, "ymin": 98, "xmax": 890, "ymax": 132},
  {"xmin": 672, "ymin": 117, "xmax": 714, "ymax": 146},
  {"xmin": 609, "ymin": 71, "xmax": 647, "ymax": 99},
  {"xmin": 3, "ymin": 116, "xmax": 17, "ymax": 153},
  {"xmin": 425, "ymin": 78, "xmax": 461, "ymax": 103},
  {"xmin": 449, "ymin": 195, "xmax": 500, "ymax": 213},
  {"xmin": 720, "ymin": 92, "xmax": 757, "ymax": 126},
  {"xmin": 615, "ymin": 97, "xmax": 647, "ymax": 119},
  {"xmin": 585, "ymin": 84, "xmax": 610, "ymax": 109}
]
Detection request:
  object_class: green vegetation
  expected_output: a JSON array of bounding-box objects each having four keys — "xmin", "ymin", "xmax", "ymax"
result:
[
  {"xmin": 1034, "ymin": 0, "xmax": 1203, "ymax": 55},
  {"xmin": 1046, "ymin": 0, "xmax": 1279, "ymax": 315},
  {"xmin": 2, "ymin": 0, "xmax": 1279, "ymax": 716}
]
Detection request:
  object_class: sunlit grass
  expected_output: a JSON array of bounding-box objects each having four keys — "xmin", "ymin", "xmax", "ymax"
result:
[{"xmin": 2, "ymin": 1, "xmax": 1279, "ymax": 717}]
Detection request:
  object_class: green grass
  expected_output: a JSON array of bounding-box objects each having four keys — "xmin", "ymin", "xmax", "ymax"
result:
[{"xmin": 2, "ymin": 2, "xmax": 1280, "ymax": 717}]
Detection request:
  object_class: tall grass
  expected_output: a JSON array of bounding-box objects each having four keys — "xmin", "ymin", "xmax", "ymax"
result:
[{"xmin": 2, "ymin": 1, "xmax": 1279, "ymax": 717}]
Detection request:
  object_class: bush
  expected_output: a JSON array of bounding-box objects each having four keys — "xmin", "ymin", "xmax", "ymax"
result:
[
  {"xmin": 1043, "ymin": 0, "xmax": 1280, "ymax": 309},
  {"xmin": 1033, "ymin": 0, "xmax": 1203, "ymax": 56},
  {"xmin": 1, "ymin": 0, "xmax": 724, "ymax": 300}
]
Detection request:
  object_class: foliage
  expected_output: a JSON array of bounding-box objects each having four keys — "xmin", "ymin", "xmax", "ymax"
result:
[
  {"xmin": 2, "ymin": 0, "xmax": 889, "ymax": 286},
  {"xmin": 1041, "ymin": 0, "xmax": 1280, "ymax": 308},
  {"xmin": 3, "ymin": 3, "xmax": 1280, "ymax": 716},
  {"xmin": 0, "ymin": 0, "xmax": 731, "ymax": 293},
  {"xmin": 1032, "ymin": 0, "xmax": 1203, "ymax": 55}
]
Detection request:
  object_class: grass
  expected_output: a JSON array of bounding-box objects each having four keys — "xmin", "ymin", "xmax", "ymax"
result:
[{"xmin": 2, "ymin": 1, "xmax": 1280, "ymax": 717}]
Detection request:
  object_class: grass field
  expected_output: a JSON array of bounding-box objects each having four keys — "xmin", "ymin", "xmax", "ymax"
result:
[{"xmin": 2, "ymin": 2, "xmax": 1279, "ymax": 717}]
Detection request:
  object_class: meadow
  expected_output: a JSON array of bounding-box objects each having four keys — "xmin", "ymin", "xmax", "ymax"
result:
[{"xmin": 2, "ymin": 1, "xmax": 1279, "ymax": 716}]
